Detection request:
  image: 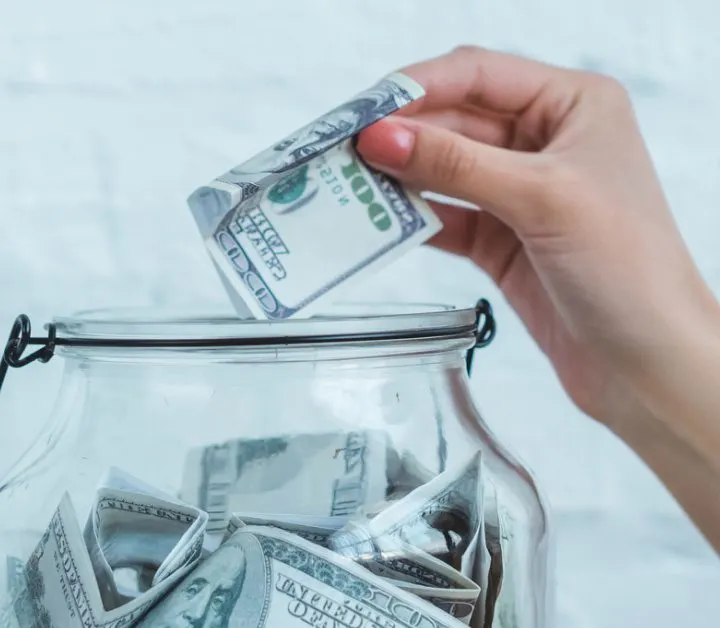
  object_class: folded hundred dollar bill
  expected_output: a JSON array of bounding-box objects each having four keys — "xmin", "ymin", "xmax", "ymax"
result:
[
  {"xmin": 329, "ymin": 450, "xmax": 483, "ymax": 576},
  {"xmin": 137, "ymin": 525, "xmax": 469, "ymax": 628},
  {"xmin": 389, "ymin": 575, "xmax": 480, "ymax": 625},
  {"xmin": 180, "ymin": 431, "xmax": 396, "ymax": 533},
  {"xmin": 327, "ymin": 451, "xmax": 483, "ymax": 624},
  {"xmin": 225, "ymin": 511, "xmax": 481, "ymax": 624},
  {"xmin": 14, "ymin": 471, "xmax": 208, "ymax": 627},
  {"xmin": 360, "ymin": 539, "xmax": 481, "ymax": 625},
  {"xmin": 224, "ymin": 490, "xmax": 483, "ymax": 623},
  {"xmin": 483, "ymin": 484, "xmax": 519, "ymax": 628},
  {"xmin": 187, "ymin": 72, "xmax": 441, "ymax": 319}
]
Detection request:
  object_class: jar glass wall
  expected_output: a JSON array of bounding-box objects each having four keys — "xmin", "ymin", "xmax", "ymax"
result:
[{"xmin": 0, "ymin": 304, "xmax": 551, "ymax": 628}]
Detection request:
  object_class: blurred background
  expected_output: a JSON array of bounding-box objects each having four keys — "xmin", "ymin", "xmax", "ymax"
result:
[{"xmin": 1, "ymin": 1, "xmax": 719, "ymax": 626}]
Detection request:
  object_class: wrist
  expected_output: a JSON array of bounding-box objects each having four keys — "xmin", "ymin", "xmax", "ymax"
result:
[
  {"xmin": 622, "ymin": 290, "xmax": 720, "ymax": 471},
  {"xmin": 606, "ymin": 292, "xmax": 720, "ymax": 552}
]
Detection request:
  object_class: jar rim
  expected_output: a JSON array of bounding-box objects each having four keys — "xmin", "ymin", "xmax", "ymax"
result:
[{"xmin": 50, "ymin": 301, "xmax": 484, "ymax": 348}]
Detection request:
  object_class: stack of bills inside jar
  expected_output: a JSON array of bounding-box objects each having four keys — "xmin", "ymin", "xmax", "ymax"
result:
[
  {"xmin": 186, "ymin": 72, "xmax": 441, "ymax": 320},
  {"xmin": 3, "ymin": 434, "xmax": 514, "ymax": 627}
]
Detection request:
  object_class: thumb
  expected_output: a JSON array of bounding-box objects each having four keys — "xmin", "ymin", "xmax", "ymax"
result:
[{"xmin": 356, "ymin": 117, "xmax": 547, "ymax": 232}]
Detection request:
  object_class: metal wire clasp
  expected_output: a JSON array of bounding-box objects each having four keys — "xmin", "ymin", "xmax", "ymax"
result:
[
  {"xmin": 465, "ymin": 298, "xmax": 497, "ymax": 376},
  {"xmin": 0, "ymin": 315, "xmax": 57, "ymax": 396},
  {"xmin": 0, "ymin": 300, "xmax": 496, "ymax": 395}
]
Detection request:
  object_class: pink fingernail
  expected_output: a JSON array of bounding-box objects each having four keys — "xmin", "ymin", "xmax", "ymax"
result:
[{"xmin": 357, "ymin": 119, "xmax": 416, "ymax": 172}]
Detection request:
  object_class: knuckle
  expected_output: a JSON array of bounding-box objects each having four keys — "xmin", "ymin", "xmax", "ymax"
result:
[
  {"xmin": 432, "ymin": 137, "xmax": 478, "ymax": 188},
  {"xmin": 451, "ymin": 44, "xmax": 486, "ymax": 60},
  {"xmin": 583, "ymin": 73, "xmax": 632, "ymax": 106},
  {"xmin": 599, "ymin": 76, "xmax": 630, "ymax": 102}
]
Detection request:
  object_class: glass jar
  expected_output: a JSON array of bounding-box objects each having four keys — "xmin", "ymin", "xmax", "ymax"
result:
[{"xmin": 0, "ymin": 302, "xmax": 552, "ymax": 628}]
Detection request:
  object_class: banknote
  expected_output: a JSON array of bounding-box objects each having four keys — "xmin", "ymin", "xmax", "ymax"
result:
[
  {"xmin": 3, "ymin": 557, "xmax": 26, "ymax": 628},
  {"xmin": 136, "ymin": 525, "xmax": 467, "ymax": 628},
  {"xmin": 180, "ymin": 431, "xmax": 393, "ymax": 533},
  {"xmin": 388, "ymin": 577, "xmax": 479, "ymax": 625},
  {"xmin": 352, "ymin": 537, "xmax": 472, "ymax": 590},
  {"xmin": 485, "ymin": 496, "xmax": 518, "ymax": 628},
  {"xmin": 226, "ymin": 510, "xmax": 482, "ymax": 622},
  {"xmin": 19, "ymin": 493, "xmax": 198, "ymax": 627},
  {"xmin": 329, "ymin": 451, "xmax": 483, "ymax": 575},
  {"xmin": 18, "ymin": 473, "xmax": 208, "ymax": 628},
  {"xmin": 388, "ymin": 451, "xmax": 438, "ymax": 498},
  {"xmin": 84, "ymin": 489, "xmax": 208, "ymax": 610},
  {"xmin": 356, "ymin": 539, "xmax": 481, "ymax": 624},
  {"xmin": 226, "ymin": 512, "xmax": 347, "ymax": 548},
  {"xmin": 224, "ymin": 510, "xmax": 482, "ymax": 622},
  {"xmin": 480, "ymin": 484, "xmax": 504, "ymax": 628},
  {"xmin": 187, "ymin": 72, "xmax": 441, "ymax": 319}
]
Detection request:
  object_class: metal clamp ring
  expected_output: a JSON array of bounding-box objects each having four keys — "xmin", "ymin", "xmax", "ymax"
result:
[
  {"xmin": 0, "ymin": 315, "xmax": 57, "ymax": 395},
  {"xmin": 465, "ymin": 298, "xmax": 497, "ymax": 376},
  {"xmin": 0, "ymin": 299, "xmax": 497, "ymax": 395}
]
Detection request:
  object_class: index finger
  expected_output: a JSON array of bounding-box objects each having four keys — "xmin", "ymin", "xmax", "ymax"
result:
[{"xmin": 397, "ymin": 46, "xmax": 572, "ymax": 116}]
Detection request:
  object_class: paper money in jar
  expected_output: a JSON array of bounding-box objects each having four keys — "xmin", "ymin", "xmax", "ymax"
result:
[{"xmin": 180, "ymin": 431, "xmax": 396, "ymax": 534}]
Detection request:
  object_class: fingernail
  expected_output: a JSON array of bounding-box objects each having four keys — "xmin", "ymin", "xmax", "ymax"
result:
[{"xmin": 356, "ymin": 118, "xmax": 417, "ymax": 173}]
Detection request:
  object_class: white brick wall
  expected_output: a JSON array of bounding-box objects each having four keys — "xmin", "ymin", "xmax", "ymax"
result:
[{"xmin": 1, "ymin": 1, "xmax": 719, "ymax": 626}]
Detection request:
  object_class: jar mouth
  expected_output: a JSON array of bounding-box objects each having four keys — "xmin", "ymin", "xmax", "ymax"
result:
[{"xmin": 51, "ymin": 302, "xmax": 481, "ymax": 347}]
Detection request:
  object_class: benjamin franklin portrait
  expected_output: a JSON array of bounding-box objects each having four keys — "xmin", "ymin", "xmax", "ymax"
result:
[{"xmin": 140, "ymin": 542, "xmax": 247, "ymax": 628}]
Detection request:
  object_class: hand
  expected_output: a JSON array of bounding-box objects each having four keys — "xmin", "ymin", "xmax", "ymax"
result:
[{"xmin": 357, "ymin": 46, "xmax": 720, "ymax": 431}]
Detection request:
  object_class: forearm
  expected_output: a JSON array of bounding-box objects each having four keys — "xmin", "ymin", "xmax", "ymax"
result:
[
  {"xmin": 615, "ymin": 402, "xmax": 720, "ymax": 552},
  {"xmin": 615, "ymin": 310, "xmax": 720, "ymax": 552}
]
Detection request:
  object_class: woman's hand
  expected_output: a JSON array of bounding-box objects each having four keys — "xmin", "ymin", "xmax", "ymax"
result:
[{"xmin": 358, "ymin": 46, "xmax": 720, "ymax": 431}]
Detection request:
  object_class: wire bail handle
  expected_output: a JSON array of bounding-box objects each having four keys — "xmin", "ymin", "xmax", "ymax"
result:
[{"xmin": 0, "ymin": 300, "xmax": 497, "ymax": 396}]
